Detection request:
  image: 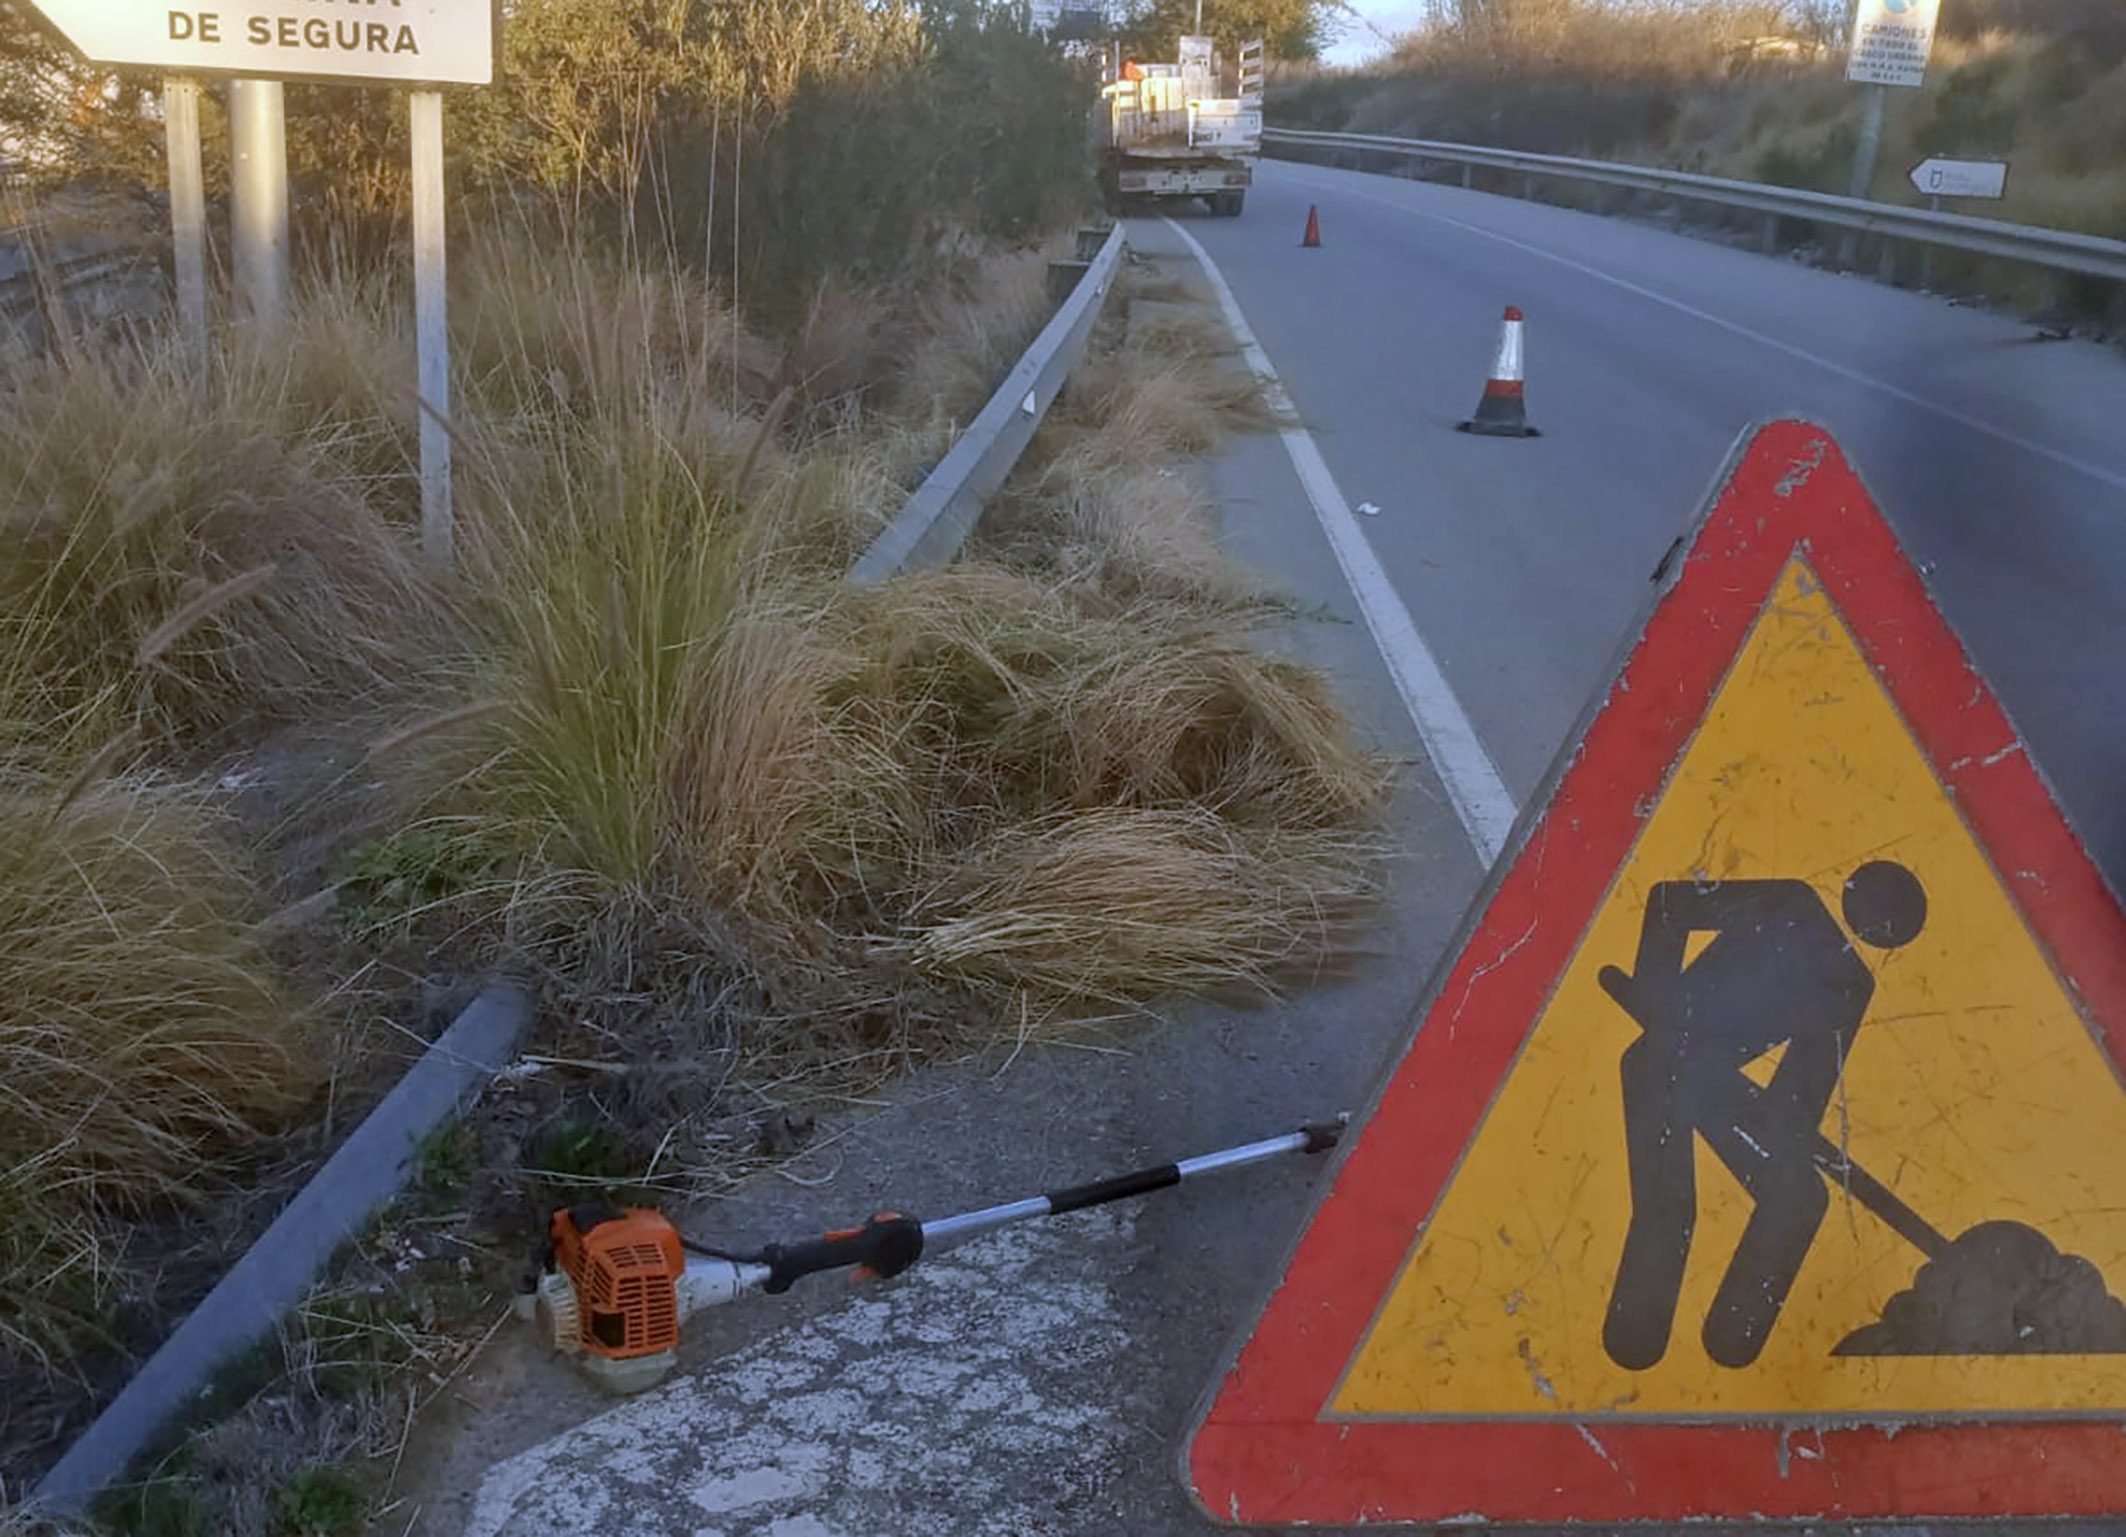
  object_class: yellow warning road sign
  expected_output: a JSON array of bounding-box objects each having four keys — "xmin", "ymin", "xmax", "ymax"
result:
[
  {"xmin": 1336, "ymin": 556, "xmax": 2126, "ymax": 1420},
  {"xmin": 1186, "ymin": 420, "xmax": 2126, "ymax": 1525}
]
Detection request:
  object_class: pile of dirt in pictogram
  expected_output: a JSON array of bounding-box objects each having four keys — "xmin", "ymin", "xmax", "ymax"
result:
[{"xmin": 1836, "ymin": 1221, "xmax": 2126, "ymax": 1356}]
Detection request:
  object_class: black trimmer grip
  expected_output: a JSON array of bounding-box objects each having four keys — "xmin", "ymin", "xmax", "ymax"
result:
[
  {"xmin": 1300, "ymin": 1118, "xmax": 1345, "ymax": 1155},
  {"xmin": 759, "ymin": 1213, "xmax": 924, "ymax": 1294}
]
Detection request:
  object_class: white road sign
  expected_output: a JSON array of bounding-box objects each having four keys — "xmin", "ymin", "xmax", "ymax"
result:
[
  {"xmin": 1847, "ymin": 0, "xmax": 1939, "ymax": 89},
  {"xmin": 1909, "ymin": 157, "xmax": 2009, "ymax": 200},
  {"xmin": 23, "ymin": 0, "xmax": 497, "ymax": 85}
]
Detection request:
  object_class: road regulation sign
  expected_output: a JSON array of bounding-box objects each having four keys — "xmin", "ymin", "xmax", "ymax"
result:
[
  {"xmin": 1848, "ymin": 0, "xmax": 1939, "ymax": 88},
  {"xmin": 18, "ymin": 0, "xmax": 498, "ymax": 85},
  {"xmin": 1185, "ymin": 418, "xmax": 2126, "ymax": 1524},
  {"xmin": 1910, "ymin": 157, "xmax": 2009, "ymax": 200}
]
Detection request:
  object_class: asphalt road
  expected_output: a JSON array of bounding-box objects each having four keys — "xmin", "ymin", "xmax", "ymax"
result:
[
  {"xmin": 1194, "ymin": 158, "xmax": 2126, "ymax": 880},
  {"xmin": 411, "ymin": 160, "xmax": 2126, "ymax": 1535}
]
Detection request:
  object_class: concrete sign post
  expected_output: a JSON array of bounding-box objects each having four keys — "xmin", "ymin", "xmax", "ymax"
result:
[
  {"xmin": 16, "ymin": 0, "xmax": 498, "ymax": 569},
  {"xmin": 1910, "ymin": 157, "xmax": 2010, "ymax": 200}
]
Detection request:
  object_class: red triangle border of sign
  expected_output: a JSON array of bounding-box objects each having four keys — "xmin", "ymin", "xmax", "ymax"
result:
[{"xmin": 1184, "ymin": 418, "xmax": 2126, "ymax": 1525}]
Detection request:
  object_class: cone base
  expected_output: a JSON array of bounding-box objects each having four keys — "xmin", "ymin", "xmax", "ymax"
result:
[{"xmin": 1457, "ymin": 420, "xmax": 1542, "ymax": 438}]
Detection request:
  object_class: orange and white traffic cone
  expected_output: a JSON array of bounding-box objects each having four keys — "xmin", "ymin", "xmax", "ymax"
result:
[
  {"xmin": 1301, "ymin": 205, "xmax": 1322, "ymax": 248},
  {"xmin": 1457, "ymin": 306, "xmax": 1539, "ymax": 438}
]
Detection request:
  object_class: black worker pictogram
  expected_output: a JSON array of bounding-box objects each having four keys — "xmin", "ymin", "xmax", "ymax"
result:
[{"xmin": 1599, "ymin": 861, "xmax": 1927, "ymax": 1371}]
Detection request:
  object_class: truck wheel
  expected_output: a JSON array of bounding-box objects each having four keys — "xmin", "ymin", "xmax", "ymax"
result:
[{"xmin": 1224, "ymin": 191, "xmax": 1246, "ymax": 217}]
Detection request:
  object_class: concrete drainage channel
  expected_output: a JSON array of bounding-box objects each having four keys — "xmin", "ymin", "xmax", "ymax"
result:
[{"xmin": 25, "ymin": 222, "xmax": 1127, "ymax": 1521}]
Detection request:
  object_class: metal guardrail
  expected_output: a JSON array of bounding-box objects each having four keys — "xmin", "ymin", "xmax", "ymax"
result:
[
  {"xmin": 0, "ymin": 241, "xmax": 158, "ymax": 320},
  {"xmin": 1264, "ymin": 128, "xmax": 2126, "ymax": 287},
  {"xmin": 850, "ymin": 223, "xmax": 1127, "ymax": 581}
]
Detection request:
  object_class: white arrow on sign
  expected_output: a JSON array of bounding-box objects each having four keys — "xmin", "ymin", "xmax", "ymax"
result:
[
  {"xmin": 19, "ymin": 0, "xmax": 497, "ymax": 86},
  {"xmin": 1909, "ymin": 157, "xmax": 2009, "ymax": 200}
]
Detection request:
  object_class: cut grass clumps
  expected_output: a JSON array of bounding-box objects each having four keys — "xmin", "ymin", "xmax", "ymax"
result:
[
  {"xmin": 409, "ymin": 558, "xmax": 1383, "ymax": 1024},
  {"xmin": 0, "ymin": 770, "xmax": 308, "ymax": 1364},
  {"xmin": 895, "ymin": 807, "xmax": 1378, "ymax": 1004}
]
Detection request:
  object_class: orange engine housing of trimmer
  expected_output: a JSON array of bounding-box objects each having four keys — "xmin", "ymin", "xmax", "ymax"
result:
[{"xmin": 548, "ymin": 1203, "xmax": 684, "ymax": 1359}]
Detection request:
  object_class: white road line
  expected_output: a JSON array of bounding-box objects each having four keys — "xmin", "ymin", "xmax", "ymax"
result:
[
  {"xmin": 1281, "ymin": 168, "xmax": 2126, "ymax": 498},
  {"xmin": 1162, "ymin": 217, "xmax": 1519, "ymax": 867}
]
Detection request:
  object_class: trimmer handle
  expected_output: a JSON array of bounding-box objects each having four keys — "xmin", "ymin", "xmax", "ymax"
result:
[{"xmin": 758, "ymin": 1212, "xmax": 924, "ymax": 1294}]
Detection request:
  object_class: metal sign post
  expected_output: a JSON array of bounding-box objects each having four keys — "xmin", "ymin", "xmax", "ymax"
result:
[
  {"xmin": 12, "ymin": 0, "xmax": 498, "ymax": 570},
  {"xmin": 161, "ymin": 77, "xmax": 207, "ymax": 367},
  {"xmin": 410, "ymin": 90, "xmax": 452, "ymax": 569},
  {"xmin": 1906, "ymin": 160, "xmax": 2006, "ymax": 296},
  {"xmin": 1841, "ymin": 0, "xmax": 1939, "ymax": 269},
  {"xmin": 228, "ymin": 78, "xmax": 288, "ymax": 333}
]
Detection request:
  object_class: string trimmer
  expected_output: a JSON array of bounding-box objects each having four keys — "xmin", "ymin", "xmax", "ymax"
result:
[{"xmin": 524, "ymin": 1116, "xmax": 1347, "ymax": 1392}]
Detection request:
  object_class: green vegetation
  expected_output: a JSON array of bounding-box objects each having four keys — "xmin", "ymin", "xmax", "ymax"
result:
[
  {"xmin": 270, "ymin": 1466, "xmax": 366, "ymax": 1537},
  {"xmin": 413, "ymin": 1120, "xmax": 480, "ymax": 1200},
  {"xmin": 1118, "ymin": 0, "xmax": 1332, "ymax": 61}
]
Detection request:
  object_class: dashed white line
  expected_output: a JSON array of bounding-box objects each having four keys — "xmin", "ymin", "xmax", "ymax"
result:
[{"xmin": 1162, "ymin": 217, "xmax": 1519, "ymax": 867}]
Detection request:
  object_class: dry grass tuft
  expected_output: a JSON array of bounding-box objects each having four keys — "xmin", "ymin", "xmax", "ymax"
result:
[
  {"xmin": 407, "ymin": 556, "xmax": 1382, "ymax": 1025},
  {"xmin": 0, "ymin": 768, "xmax": 307, "ymax": 1363},
  {"xmin": 893, "ymin": 807, "xmax": 1377, "ymax": 1003},
  {"xmin": 0, "ymin": 221, "xmax": 1387, "ymax": 1468},
  {"xmin": 0, "ymin": 324, "xmax": 442, "ymax": 753},
  {"xmin": 976, "ymin": 285, "xmax": 1276, "ymax": 606}
]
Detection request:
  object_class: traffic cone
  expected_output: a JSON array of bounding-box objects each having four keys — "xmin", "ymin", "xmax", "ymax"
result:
[
  {"xmin": 1457, "ymin": 306, "xmax": 1539, "ymax": 438},
  {"xmin": 1301, "ymin": 205, "xmax": 1322, "ymax": 248}
]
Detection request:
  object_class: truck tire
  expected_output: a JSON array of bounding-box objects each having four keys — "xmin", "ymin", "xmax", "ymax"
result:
[{"xmin": 1210, "ymin": 190, "xmax": 1245, "ymax": 217}]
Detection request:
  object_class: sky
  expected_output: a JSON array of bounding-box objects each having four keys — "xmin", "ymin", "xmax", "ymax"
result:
[{"xmin": 1318, "ymin": 3, "xmax": 1430, "ymax": 67}]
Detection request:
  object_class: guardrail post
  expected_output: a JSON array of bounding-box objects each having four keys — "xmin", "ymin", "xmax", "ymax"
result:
[
  {"xmin": 1048, "ymin": 259, "xmax": 1091, "ymax": 306},
  {"xmin": 1761, "ymin": 214, "xmax": 1779, "ymax": 255},
  {"xmin": 1461, "ymin": 164, "xmax": 1473, "ymax": 190},
  {"xmin": 1877, "ymin": 237, "xmax": 1898, "ymax": 286},
  {"xmin": 1521, "ymin": 173, "xmax": 1536, "ymax": 201},
  {"xmin": 1919, "ymin": 195, "xmax": 1939, "ymax": 291}
]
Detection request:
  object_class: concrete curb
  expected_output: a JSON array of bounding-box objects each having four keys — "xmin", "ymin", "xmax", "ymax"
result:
[
  {"xmin": 31, "ymin": 983, "xmax": 534, "ymax": 1515},
  {"xmin": 849, "ymin": 224, "xmax": 1127, "ymax": 580}
]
